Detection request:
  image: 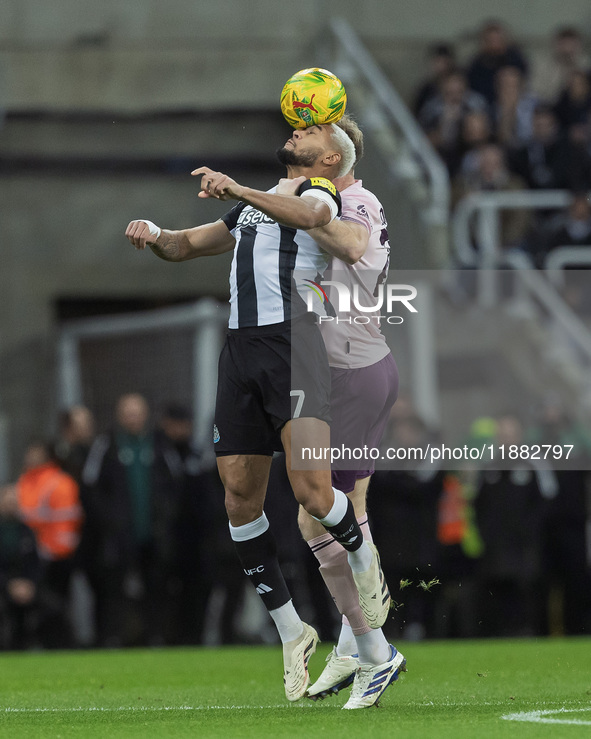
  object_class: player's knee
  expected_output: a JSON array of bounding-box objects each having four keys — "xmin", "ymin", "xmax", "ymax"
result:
[
  {"xmin": 224, "ymin": 487, "xmax": 263, "ymax": 524},
  {"xmin": 293, "ymin": 484, "xmax": 331, "ymax": 520}
]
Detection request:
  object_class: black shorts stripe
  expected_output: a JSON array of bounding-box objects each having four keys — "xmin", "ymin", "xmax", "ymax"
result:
[{"xmin": 236, "ymin": 225, "xmax": 258, "ymax": 328}]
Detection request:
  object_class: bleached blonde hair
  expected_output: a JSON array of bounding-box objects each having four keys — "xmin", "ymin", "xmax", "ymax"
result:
[{"xmin": 329, "ymin": 123, "xmax": 356, "ymax": 177}]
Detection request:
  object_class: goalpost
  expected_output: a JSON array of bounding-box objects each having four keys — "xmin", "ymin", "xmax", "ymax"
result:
[{"xmin": 56, "ymin": 299, "xmax": 229, "ymax": 449}]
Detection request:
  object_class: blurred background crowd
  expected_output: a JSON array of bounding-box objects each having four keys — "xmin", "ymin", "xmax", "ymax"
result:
[
  {"xmin": 2, "ymin": 390, "xmax": 590, "ymax": 651},
  {"xmin": 415, "ymin": 20, "xmax": 591, "ymax": 266}
]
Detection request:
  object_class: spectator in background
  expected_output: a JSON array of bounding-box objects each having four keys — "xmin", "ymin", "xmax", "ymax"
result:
[
  {"xmin": 83, "ymin": 393, "xmax": 185, "ymax": 646},
  {"xmin": 566, "ymin": 114, "xmax": 591, "ymax": 190},
  {"xmin": 530, "ymin": 191, "xmax": 591, "ymax": 267},
  {"xmin": 369, "ymin": 406, "xmax": 443, "ymax": 642},
  {"xmin": 0, "ymin": 484, "xmax": 40, "ymax": 650},
  {"xmin": 419, "ymin": 70, "xmax": 488, "ymax": 173},
  {"xmin": 509, "ymin": 105, "xmax": 573, "ymax": 190},
  {"xmin": 54, "ymin": 405, "xmax": 96, "ymax": 483},
  {"xmin": 433, "ymin": 471, "xmax": 481, "ymax": 639},
  {"xmin": 413, "ymin": 43, "xmax": 457, "ymax": 117},
  {"xmin": 474, "ymin": 414, "xmax": 554, "ymax": 637},
  {"xmin": 453, "ymin": 143, "xmax": 531, "ymax": 250},
  {"xmin": 526, "ymin": 398, "xmax": 591, "ymax": 635},
  {"xmin": 492, "ymin": 65, "xmax": 537, "ymax": 147},
  {"xmin": 467, "ymin": 20, "xmax": 528, "ymax": 106},
  {"xmin": 456, "ymin": 110, "xmax": 494, "ymax": 178},
  {"xmin": 154, "ymin": 402, "xmax": 216, "ymax": 645},
  {"xmin": 531, "ymin": 27, "xmax": 591, "ymax": 105},
  {"xmin": 82, "ymin": 393, "xmax": 153, "ymax": 646},
  {"xmin": 554, "ymin": 69, "xmax": 591, "ymax": 131},
  {"xmin": 17, "ymin": 440, "xmax": 83, "ymax": 648},
  {"xmin": 54, "ymin": 405, "xmax": 98, "ymax": 625}
]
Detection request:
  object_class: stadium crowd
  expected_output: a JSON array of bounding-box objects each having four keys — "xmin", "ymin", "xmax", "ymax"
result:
[
  {"xmin": 1, "ymin": 392, "xmax": 590, "ymax": 650},
  {"xmin": 415, "ymin": 21, "xmax": 591, "ymax": 266}
]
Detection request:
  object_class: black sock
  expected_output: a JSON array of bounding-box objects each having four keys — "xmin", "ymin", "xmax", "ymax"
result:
[
  {"xmin": 232, "ymin": 527, "xmax": 292, "ymax": 611},
  {"xmin": 322, "ymin": 497, "xmax": 364, "ymax": 552}
]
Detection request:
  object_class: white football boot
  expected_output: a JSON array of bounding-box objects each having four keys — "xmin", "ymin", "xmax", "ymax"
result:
[
  {"xmin": 343, "ymin": 645, "xmax": 406, "ymax": 710},
  {"xmin": 352, "ymin": 542, "xmax": 391, "ymax": 629},
  {"xmin": 306, "ymin": 647, "xmax": 358, "ymax": 700},
  {"xmin": 283, "ymin": 622, "xmax": 319, "ymax": 701}
]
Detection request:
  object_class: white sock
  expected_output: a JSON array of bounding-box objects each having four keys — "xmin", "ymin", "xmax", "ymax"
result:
[
  {"xmin": 336, "ymin": 623, "xmax": 357, "ymax": 656},
  {"xmin": 228, "ymin": 513, "xmax": 269, "ymax": 541},
  {"xmin": 347, "ymin": 542, "xmax": 374, "ymax": 573},
  {"xmin": 312, "ymin": 487, "xmax": 349, "ymax": 526},
  {"xmin": 269, "ymin": 600, "xmax": 304, "ymax": 644},
  {"xmin": 355, "ymin": 629, "xmax": 391, "ymax": 666},
  {"xmin": 313, "ymin": 489, "xmax": 374, "ymax": 573}
]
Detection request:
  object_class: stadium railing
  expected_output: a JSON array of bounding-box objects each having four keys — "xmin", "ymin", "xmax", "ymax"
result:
[
  {"xmin": 326, "ymin": 17, "xmax": 450, "ymax": 267},
  {"xmin": 452, "ymin": 190, "xmax": 573, "ymax": 268},
  {"xmin": 451, "ymin": 191, "xmax": 591, "ymax": 369},
  {"xmin": 544, "ymin": 246, "xmax": 591, "ymax": 287}
]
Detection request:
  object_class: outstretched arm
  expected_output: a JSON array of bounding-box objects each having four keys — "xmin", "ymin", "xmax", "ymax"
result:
[
  {"xmin": 192, "ymin": 167, "xmax": 334, "ymax": 230},
  {"xmin": 125, "ymin": 219, "xmax": 235, "ymax": 262},
  {"xmin": 277, "ymin": 176, "xmax": 368, "ymax": 265}
]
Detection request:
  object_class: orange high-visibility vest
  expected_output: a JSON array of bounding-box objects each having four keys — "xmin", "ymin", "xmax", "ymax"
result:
[
  {"xmin": 437, "ymin": 473, "xmax": 467, "ymax": 545},
  {"xmin": 17, "ymin": 462, "xmax": 83, "ymax": 560}
]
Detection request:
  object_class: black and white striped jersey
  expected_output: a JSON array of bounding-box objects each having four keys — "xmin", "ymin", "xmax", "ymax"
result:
[{"xmin": 221, "ymin": 186, "xmax": 331, "ymax": 329}]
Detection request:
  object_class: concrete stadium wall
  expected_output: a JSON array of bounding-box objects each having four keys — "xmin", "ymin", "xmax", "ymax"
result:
[
  {"xmin": 1, "ymin": 0, "xmax": 591, "ymax": 111},
  {"xmin": 2, "ymin": 0, "xmax": 590, "ymax": 43}
]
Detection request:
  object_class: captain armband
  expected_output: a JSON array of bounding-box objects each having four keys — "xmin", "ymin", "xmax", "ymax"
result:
[{"xmin": 296, "ymin": 177, "xmax": 342, "ymax": 222}]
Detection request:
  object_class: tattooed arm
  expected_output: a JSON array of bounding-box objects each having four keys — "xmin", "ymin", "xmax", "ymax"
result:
[{"xmin": 125, "ymin": 219, "xmax": 235, "ymax": 262}]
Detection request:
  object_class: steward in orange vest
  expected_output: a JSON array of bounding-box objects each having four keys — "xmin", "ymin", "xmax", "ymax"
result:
[{"xmin": 17, "ymin": 443, "xmax": 83, "ymax": 561}]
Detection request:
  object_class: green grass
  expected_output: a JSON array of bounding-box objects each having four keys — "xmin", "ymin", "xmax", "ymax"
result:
[{"xmin": 0, "ymin": 638, "xmax": 590, "ymax": 738}]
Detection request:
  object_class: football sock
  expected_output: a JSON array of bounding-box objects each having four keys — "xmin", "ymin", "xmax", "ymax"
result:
[
  {"xmin": 355, "ymin": 628, "xmax": 391, "ymax": 665},
  {"xmin": 313, "ymin": 489, "xmax": 369, "ymax": 566},
  {"xmin": 347, "ymin": 541, "xmax": 374, "ymax": 573},
  {"xmin": 229, "ymin": 513, "xmax": 295, "ymax": 626},
  {"xmin": 336, "ymin": 623, "xmax": 357, "ymax": 656},
  {"xmin": 309, "ymin": 515, "xmax": 390, "ymax": 666},
  {"xmin": 308, "ymin": 515, "xmax": 374, "ymax": 635},
  {"xmin": 269, "ymin": 600, "xmax": 304, "ymax": 644}
]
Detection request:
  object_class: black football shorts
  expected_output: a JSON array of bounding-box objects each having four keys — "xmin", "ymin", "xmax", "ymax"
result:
[{"xmin": 214, "ymin": 316, "xmax": 331, "ymax": 456}]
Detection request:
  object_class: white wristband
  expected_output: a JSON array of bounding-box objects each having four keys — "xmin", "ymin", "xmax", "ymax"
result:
[
  {"xmin": 140, "ymin": 219, "xmax": 161, "ymax": 239},
  {"xmin": 300, "ymin": 190, "xmax": 339, "ymax": 222}
]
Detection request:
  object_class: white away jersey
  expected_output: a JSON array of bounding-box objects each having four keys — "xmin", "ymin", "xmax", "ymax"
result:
[
  {"xmin": 221, "ymin": 186, "xmax": 330, "ymax": 329},
  {"xmin": 319, "ymin": 180, "xmax": 392, "ymax": 368}
]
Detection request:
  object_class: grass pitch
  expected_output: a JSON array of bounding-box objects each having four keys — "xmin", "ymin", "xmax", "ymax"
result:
[{"xmin": 0, "ymin": 638, "xmax": 590, "ymax": 738}]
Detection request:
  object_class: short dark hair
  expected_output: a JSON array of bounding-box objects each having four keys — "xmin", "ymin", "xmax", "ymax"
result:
[
  {"xmin": 556, "ymin": 26, "xmax": 581, "ymax": 40},
  {"xmin": 161, "ymin": 402, "xmax": 193, "ymax": 422},
  {"xmin": 429, "ymin": 43, "xmax": 455, "ymax": 59},
  {"xmin": 533, "ymin": 103, "xmax": 555, "ymax": 117}
]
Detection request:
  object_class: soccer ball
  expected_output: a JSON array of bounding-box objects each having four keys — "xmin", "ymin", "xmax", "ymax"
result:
[{"xmin": 280, "ymin": 67, "xmax": 347, "ymax": 129}]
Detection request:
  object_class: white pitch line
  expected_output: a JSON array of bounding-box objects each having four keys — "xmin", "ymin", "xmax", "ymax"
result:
[
  {"xmin": 3, "ymin": 702, "xmax": 590, "ymax": 719},
  {"xmin": 1, "ymin": 705, "xmax": 293, "ymax": 714},
  {"xmin": 502, "ymin": 707, "xmax": 591, "ymax": 726}
]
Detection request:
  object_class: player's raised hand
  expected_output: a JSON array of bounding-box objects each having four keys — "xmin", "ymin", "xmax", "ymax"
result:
[
  {"xmin": 191, "ymin": 166, "xmax": 245, "ymax": 201},
  {"xmin": 276, "ymin": 176, "xmax": 306, "ymax": 196},
  {"xmin": 125, "ymin": 219, "xmax": 162, "ymax": 250}
]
